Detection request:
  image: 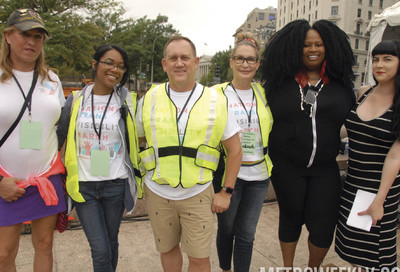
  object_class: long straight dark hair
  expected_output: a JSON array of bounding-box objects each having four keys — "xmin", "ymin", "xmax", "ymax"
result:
[{"xmin": 372, "ymin": 40, "xmax": 400, "ymax": 140}]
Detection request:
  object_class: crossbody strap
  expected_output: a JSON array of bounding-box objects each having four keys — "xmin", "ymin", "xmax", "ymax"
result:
[{"xmin": 0, "ymin": 72, "xmax": 38, "ymax": 148}]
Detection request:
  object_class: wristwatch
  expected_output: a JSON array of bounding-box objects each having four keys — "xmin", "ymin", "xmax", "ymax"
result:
[
  {"xmin": 0, "ymin": 175, "xmax": 3, "ymax": 182},
  {"xmin": 221, "ymin": 186, "xmax": 234, "ymax": 195}
]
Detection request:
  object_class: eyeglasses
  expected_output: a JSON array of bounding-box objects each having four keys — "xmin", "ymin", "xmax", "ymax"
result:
[
  {"xmin": 98, "ymin": 61, "xmax": 126, "ymax": 72},
  {"xmin": 232, "ymin": 56, "xmax": 259, "ymax": 65}
]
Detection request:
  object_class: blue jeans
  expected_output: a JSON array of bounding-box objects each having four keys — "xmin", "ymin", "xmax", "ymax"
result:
[
  {"xmin": 216, "ymin": 178, "xmax": 269, "ymax": 272},
  {"xmin": 74, "ymin": 179, "xmax": 126, "ymax": 272}
]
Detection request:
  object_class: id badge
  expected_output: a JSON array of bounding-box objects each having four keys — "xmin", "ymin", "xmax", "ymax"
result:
[
  {"xmin": 241, "ymin": 131, "xmax": 257, "ymax": 155},
  {"xmin": 19, "ymin": 120, "xmax": 42, "ymax": 150},
  {"xmin": 304, "ymin": 89, "xmax": 318, "ymax": 105},
  {"xmin": 91, "ymin": 150, "xmax": 110, "ymax": 176}
]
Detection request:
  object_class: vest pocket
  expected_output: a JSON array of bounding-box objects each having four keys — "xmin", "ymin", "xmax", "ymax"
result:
[
  {"xmin": 139, "ymin": 147, "xmax": 156, "ymax": 170},
  {"xmin": 195, "ymin": 144, "xmax": 220, "ymax": 171}
]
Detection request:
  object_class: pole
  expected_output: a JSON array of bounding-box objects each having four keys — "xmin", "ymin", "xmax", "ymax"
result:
[{"xmin": 151, "ymin": 36, "xmax": 160, "ymax": 84}]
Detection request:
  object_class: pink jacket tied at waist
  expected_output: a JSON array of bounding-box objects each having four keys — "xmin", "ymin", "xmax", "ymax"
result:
[{"xmin": 0, "ymin": 152, "xmax": 65, "ymax": 206}]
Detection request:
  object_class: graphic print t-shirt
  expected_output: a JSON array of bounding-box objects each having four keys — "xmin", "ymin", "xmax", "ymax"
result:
[
  {"xmin": 0, "ymin": 69, "xmax": 64, "ymax": 179},
  {"xmin": 224, "ymin": 84, "xmax": 268, "ymax": 181},
  {"xmin": 76, "ymin": 87, "xmax": 128, "ymax": 181}
]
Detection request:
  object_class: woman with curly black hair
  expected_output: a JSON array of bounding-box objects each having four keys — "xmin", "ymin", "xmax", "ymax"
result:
[
  {"xmin": 335, "ymin": 40, "xmax": 400, "ymax": 270},
  {"xmin": 261, "ymin": 19, "xmax": 355, "ymax": 268}
]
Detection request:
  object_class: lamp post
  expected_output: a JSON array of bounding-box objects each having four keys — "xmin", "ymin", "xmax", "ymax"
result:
[{"xmin": 151, "ymin": 36, "xmax": 160, "ymax": 84}]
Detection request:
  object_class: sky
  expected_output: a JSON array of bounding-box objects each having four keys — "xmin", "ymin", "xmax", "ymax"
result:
[{"xmin": 121, "ymin": 0, "xmax": 277, "ymax": 56}]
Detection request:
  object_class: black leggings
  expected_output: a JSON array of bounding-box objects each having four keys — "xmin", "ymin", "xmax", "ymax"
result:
[{"xmin": 271, "ymin": 163, "xmax": 341, "ymax": 248}]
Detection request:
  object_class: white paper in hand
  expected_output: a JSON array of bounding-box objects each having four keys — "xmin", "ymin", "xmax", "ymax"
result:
[{"xmin": 346, "ymin": 189, "xmax": 376, "ymax": 231}]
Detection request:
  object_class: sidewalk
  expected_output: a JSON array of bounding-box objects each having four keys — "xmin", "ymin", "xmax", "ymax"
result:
[{"xmin": 16, "ymin": 201, "xmax": 400, "ymax": 271}]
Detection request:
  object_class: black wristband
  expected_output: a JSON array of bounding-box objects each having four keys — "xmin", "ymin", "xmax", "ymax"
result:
[
  {"xmin": 221, "ymin": 186, "xmax": 234, "ymax": 195},
  {"xmin": 0, "ymin": 175, "xmax": 3, "ymax": 182}
]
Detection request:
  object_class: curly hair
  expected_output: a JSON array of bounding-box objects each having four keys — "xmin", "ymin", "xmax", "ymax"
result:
[
  {"xmin": 371, "ymin": 40, "xmax": 400, "ymax": 140},
  {"xmin": 261, "ymin": 19, "xmax": 355, "ymax": 103}
]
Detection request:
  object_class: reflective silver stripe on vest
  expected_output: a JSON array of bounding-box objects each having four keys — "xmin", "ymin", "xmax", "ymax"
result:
[
  {"xmin": 197, "ymin": 151, "xmax": 219, "ymax": 165},
  {"xmin": 125, "ymin": 93, "xmax": 135, "ymax": 115},
  {"xmin": 252, "ymin": 83, "xmax": 273, "ymax": 132},
  {"xmin": 141, "ymin": 153, "xmax": 154, "ymax": 166},
  {"xmin": 252, "ymin": 83, "xmax": 266, "ymax": 106},
  {"xmin": 199, "ymin": 88, "xmax": 218, "ymax": 180},
  {"xmin": 150, "ymin": 86, "xmax": 161, "ymax": 178}
]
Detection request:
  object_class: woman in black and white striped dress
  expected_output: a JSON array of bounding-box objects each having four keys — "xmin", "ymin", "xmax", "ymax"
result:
[{"xmin": 335, "ymin": 40, "xmax": 400, "ymax": 270}]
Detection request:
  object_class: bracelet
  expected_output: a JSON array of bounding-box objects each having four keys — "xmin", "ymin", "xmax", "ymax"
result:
[{"xmin": 221, "ymin": 186, "xmax": 234, "ymax": 195}]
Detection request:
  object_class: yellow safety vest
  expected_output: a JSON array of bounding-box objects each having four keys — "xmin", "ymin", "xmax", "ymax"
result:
[
  {"xmin": 213, "ymin": 82, "xmax": 274, "ymax": 177},
  {"xmin": 64, "ymin": 90, "xmax": 142, "ymax": 203},
  {"xmin": 140, "ymin": 83, "xmax": 228, "ymax": 188}
]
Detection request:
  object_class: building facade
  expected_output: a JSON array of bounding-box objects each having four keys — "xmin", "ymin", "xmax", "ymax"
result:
[
  {"xmin": 195, "ymin": 55, "xmax": 212, "ymax": 82},
  {"xmin": 277, "ymin": 0, "xmax": 397, "ymax": 88},
  {"xmin": 234, "ymin": 7, "xmax": 277, "ymax": 48}
]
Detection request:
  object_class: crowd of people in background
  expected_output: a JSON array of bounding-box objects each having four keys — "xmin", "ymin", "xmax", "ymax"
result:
[{"xmin": 0, "ymin": 7, "xmax": 399, "ymax": 272}]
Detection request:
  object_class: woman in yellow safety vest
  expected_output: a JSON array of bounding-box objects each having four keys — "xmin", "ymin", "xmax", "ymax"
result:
[
  {"xmin": 57, "ymin": 44, "xmax": 141, "ymax": 272},
  {"xmin": 213, "ymin": 32, "xmax": 273, "ymax": 272}
]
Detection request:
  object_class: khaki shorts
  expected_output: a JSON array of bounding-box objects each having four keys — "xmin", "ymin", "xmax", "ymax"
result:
[{"xmin": 145, "ymin": 184, "xmax": 214, "ymax": 258}]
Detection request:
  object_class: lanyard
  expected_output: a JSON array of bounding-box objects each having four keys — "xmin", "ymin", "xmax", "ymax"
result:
[
  {"xmin": 230, "ymin": 82, "xmax": 255, "ymax": 128},
  {"xmin": 91, "ymin": 89, "xmax": 114, "ymax": 145},
  {"xmin": 167, "ymin": 83, "xmax": 197, "ymax": 123},
  {"xmin": 13, "ymin": 71, "xmax": 38, "ymax": 121}
]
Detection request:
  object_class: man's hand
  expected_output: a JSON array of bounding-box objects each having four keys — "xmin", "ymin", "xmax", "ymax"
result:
[
  {"xmin": 211, "ymin": 191, "xmax": 231, "ymax": 213},
  {"xmin": 0, "ymin": 177, "xmax": 25, "ymax": 202}
]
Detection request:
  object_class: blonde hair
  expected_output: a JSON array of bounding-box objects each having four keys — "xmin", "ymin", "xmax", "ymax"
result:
[
  {"xmin": 0, "ymin": 26, "xmax": 54, "ymax": 83},
  {"xmin": 232, "ymin": 32, "xmax": 261, "ymax": 58}
]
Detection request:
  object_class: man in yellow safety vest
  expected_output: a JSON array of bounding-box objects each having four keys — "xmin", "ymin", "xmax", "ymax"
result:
[{"xmin": 136, "ymin": 35, "xmax": 242, "ymax": 272}]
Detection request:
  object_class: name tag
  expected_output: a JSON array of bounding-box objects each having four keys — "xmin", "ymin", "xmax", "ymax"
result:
[
  {"xmin": 241, "ymin": 131, "xmax": 257, "ymax": 155},
  {"xmin": 91, "ymin": 150, "xmax": 110, "ymax": 176},
  {"xmin": 19, "ymin": 120, "xmax": 42, "ymax": 150}
]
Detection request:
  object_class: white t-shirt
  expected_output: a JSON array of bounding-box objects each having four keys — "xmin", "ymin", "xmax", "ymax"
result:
[
  {"xmin": 0, "ymin": 69, "xmax": 65, "ymax": 179},
  {"xmin": 136, "ymin": 83, "xmax": 240, "ymax": 200},
  {"xmin": 76, "ymin": 85, "xmax": 129, "ymax": 181},
  {"xmin": 224, "ymin": 84, "xmax": 269, "ymax": 181}
]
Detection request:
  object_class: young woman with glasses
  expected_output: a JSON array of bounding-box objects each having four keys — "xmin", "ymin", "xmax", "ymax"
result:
[
  {"xmin": 57, "ymin": 44, "xmax": 141, "ymax": 272},
  {"xmin": 213, "ymin": 32, "xmax": 273, "ymax": 272}
]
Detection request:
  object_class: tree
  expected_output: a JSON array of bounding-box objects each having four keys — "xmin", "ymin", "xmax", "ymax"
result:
[
  {"xmin": 107, "ymin": 14, "xmax": 179, "ymax": 83},
  {"xmin": 211, "ymin": 48, "xmax": 233, "ymax": 83},
  {"xmin": 0, "ymin": 0, "xmax": 127, "ymax": 80},
  {"xmin": 0, "ymin": 1, "xmax": 180, "ymax": 84}
]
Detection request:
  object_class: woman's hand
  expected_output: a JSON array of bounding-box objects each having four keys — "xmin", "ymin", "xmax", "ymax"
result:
[
  {"xmin": 0, "ymin": 177, "xmax": 25, "ymax": 202},
  {"xmin": 211, "ymin": 191, "xmax": 232, "ymax": 213},
  {"xmin": 358, "ymin": 199, "xmax": 384, "ymax": 225}
]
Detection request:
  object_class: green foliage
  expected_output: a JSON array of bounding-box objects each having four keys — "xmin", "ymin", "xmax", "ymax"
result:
[
  {"xmin": 0, "ymin": 1, "xmax": 186, "ymax": 84},
  {"xmin": 211, "ymin": 48, "xmax": 233, "ymax": 83},
  {"xmin": 107, "ymin": 14, "xmax": 179, "ymax": 83},
  {"xmin": 0, "ymin": 0, "xmax": 123, "ymax": 80},
  {"xmin": 199, "ymin": 73, "xmax": 210, "ymax": 86}
]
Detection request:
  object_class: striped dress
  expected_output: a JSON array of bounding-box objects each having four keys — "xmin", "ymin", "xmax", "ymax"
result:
[{"xmin": 335, "ymin": 87, "xmax": 400, "ymax": 270}]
